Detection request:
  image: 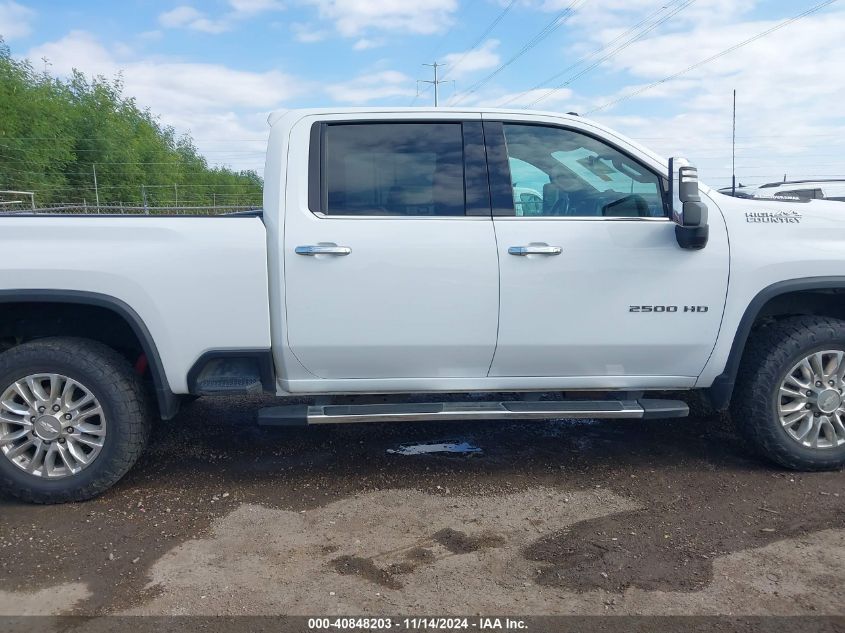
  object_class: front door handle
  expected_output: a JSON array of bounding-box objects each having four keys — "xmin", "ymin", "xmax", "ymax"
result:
[
  {"xmin": 508, "ymin": 245, "xmax": 562, "ymax": 256},
  {"xmin": 295, "ymin": 245, "xmax": 352, "ymax": 256}
]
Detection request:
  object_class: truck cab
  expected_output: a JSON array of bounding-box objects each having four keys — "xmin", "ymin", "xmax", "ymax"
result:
[{"xmin": 266, "ymin": 109, "xmax": 727, "ymax": 395}]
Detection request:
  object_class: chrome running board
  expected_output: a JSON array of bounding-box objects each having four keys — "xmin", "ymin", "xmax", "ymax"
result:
[{"xmin": 257, "ymin": 398, "xmax": 688, "ymax": 427}]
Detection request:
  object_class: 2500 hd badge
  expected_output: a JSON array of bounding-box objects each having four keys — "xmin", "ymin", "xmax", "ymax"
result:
[{"xmin": 629, "ymin": 305, "xmax": 710, "ymax": 313}]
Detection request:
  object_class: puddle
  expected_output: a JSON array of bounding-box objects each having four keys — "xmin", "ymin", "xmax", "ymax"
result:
[
  {"xmin": 535, "ymin": 418, "xmax": 602, "ymax": 438},
  {"xmin": 386, "ymin": 440, "xmax": 483, "ymax": 456},
  {"xmin": 547, "ymin": 418, "xmax": 601, "ymax": 426}
]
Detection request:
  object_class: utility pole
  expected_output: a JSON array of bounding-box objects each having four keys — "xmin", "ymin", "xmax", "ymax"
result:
[
  {"xmin": 731, "ymin": 89, "xmax": 737, "ymax": 196},
  {"xmin": 419, "ymin": 62, "xmax": 449, "ymax": 107},
  {"xmin": 141, "ymin": 184, "xmax": 148, "ymax": 215},
  {"xmin": 93, "ymin": 164, "xmax": 100, "ymax": 212},
  {"xmin": 174, "ymin": 184, "xmax": 178, "ymax": 207}
]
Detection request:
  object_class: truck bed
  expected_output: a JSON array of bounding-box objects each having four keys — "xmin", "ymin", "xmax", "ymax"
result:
[{"xmin": 0, "ymin": 215, "xmax": 272, "ymax": 393}]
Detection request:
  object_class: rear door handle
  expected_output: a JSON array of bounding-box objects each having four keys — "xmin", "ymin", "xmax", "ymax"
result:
[
  {"xmin": 508, "ymin": 245, "xmax": 562, "ymax": 256},
  {"xmin": 295, "ymin": 245, "xmax": 351, "ymax": 256}
]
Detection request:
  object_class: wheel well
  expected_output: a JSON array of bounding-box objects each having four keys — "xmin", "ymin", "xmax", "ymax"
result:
[
  {"xmin": 754, "ymin": 289, "xmax": 845, "ymax": 325},
  {"xmin": 0, "ymin": 294, "xmax": 178, "ymax": 419},
  {"xmin": 0, "ymin": 302, "xmax": 145, "ymax": 365},
  {"xmin": 708, "ymin": 283, "xmax": 845, "ymax": 410}
]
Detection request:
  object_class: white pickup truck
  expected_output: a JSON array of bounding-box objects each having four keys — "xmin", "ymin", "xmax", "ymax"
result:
[{"xmin": 2, "ymin": 107, "xmax": 845, "ymax": 503}]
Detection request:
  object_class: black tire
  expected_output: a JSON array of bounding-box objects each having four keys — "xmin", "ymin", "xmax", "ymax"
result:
[
  {"xmin": 731, "ymin": 316, "xmax": 845, "ymax": 470},
  {"xmin": 0, "ymin": 337, "xmax": 151, "ymax": 503}
]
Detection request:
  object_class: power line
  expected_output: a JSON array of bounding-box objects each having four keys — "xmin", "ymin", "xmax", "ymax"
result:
[
  {"xmin": 585, "ymin": 0, "xmax": 839, "ymax": 114},
  {"xmin": 498, "ymin": 0, "xmax": 687, "ymax": 107},
  {"xmin": 439, "ymin": 0, "xmax": 518, "ymax": 82},
  {"xmin": 523, "ymin": 0, "xmax": 697, "ymax": 108},
  {"xmin": 421, "ymin": 0, "xmax": 481, "ymax": 70},
  {"xmin": 450, "ymin": 0, "xmax": 588, "ymax": 106},
  {"xmin": 526, "ymin": 0, "xmax": 695, "ymax": 108}
]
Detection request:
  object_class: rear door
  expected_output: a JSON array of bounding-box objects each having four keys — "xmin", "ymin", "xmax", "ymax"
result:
[
  {"xmin": 283, "ymin": 115, "xmax": 500, "ymax": 379},
  {"xmin": 484, "ymin": 116, "xmax": 729, "ymax": 382}
]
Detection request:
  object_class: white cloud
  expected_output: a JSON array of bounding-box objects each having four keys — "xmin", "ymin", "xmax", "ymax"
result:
[
  {"xmin": 579, "ymin": 7, "xmax": 845, "ymax": 188},
  {"xmin": 138, "ymin": 30, "xmax": 164, "ymax": 41},
  {"xmin": 191, "ymin": 18, "xmax": 230, "ymax": 34},
  {"xmin": 30, "ymin": 31, "xmax": 303, "ymax": 109},
  {"xmin": 352, "ymin": 38, "xmax": 383, "ymax": 50},
  {"xmin": 292, "ymin": 22, "xmax": 328, "ymax": 43},
  {"xmin": 441, "ymin": 39, "xmax": 500, "ymax": 80},
  {"xmin": 545, "ymin": 0, "xmax": 754, "ymax": 29},
  {"xmin": 159, "ymin": 1, "xmax": 284, "ymax": 34},
  {"xmin": 325, "ymin": 70, "xmax": 415, "ymax": 103},
  {"xmin": 159, "ymin": 6, "xmax": 230, "ymax": 33},
  {"xmin": 158, "ymin": 5, "xmax": 201, "ymax": 27},
  {"xmin": 0, "ymin": 0, "xmax": 35, "ymax": 40},
  {"xmin": 27, "ymin": 31, "xmax": 307, "ymax": 172},
  {"xmin": 449, "ymin": 2, "xmax": 843, "ymax": 188},
  {"xmin": 305, "ymin": 0, "xmax": 457, "ymax": 37},
  {"xmin": 228, "ymin": 0, "xmax": 285, "ymax": 15}
]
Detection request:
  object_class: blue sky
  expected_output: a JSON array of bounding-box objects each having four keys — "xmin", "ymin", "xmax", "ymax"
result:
[{"xmin": 3, "ymin": 0, "xmax": 845, "ymax": 187}]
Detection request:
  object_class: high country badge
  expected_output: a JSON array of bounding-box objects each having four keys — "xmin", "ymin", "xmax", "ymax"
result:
[{"xmin": 745, "ymin": 210, "xmax": 802, "ymax": 224}]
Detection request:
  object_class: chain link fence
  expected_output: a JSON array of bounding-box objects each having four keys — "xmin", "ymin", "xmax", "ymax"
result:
[{"xmin": 0, "ymin": 201, "xmax": 262, "ymax": 215}]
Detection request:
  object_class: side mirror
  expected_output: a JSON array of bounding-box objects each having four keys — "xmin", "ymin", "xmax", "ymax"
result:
[{"xmin": 669, "ymin": 157, "xmax": 709, "ymax": 250}]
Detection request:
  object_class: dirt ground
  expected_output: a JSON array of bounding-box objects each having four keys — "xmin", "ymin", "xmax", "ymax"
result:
[{"xmin": 1, "ymin": 394, "xmax": 843, "ymax": 618}]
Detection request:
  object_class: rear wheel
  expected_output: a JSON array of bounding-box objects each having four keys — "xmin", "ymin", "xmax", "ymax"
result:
[
  {"xmin": 732, "ymin": 316, "xmax": 845, "ymax": 470},
  {"xmin": 0, "ymin": 337, "xmax": 151, "ymax": 503}
]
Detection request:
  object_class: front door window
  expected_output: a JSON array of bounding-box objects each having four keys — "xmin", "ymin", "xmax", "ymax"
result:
[{"xmin": 503, "ymin": 123, "xmax": 667, "ymax": 218}]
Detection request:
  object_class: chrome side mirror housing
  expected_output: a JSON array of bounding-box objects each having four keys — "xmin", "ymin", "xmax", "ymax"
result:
[{"xmin": 669, "ymin": 157, "xmax": 709, "ymax": 250}]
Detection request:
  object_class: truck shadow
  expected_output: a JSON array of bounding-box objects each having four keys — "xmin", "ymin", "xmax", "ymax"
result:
[{"xmin": 1, "ymin": 394, "xmax": 843, "ymax": 615}]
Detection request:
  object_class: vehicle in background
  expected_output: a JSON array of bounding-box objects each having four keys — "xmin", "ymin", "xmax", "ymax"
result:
[
  {"xmin": 720, "ymin": 179, "xmax": 845, "ymax": 202},
  {"xmin": 513, "ymin": 186, "xmax": 543, "ymax": 215}
]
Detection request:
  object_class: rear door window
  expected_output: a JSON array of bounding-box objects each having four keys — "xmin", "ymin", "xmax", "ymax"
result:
[{"xmin": 322, "ymin": 123, "xmax": 466, "ymax": 216}]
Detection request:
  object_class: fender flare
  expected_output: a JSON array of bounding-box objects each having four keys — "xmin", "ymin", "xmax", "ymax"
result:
[
  {"xmin": 0, "ymin": 289, "xmax": 178, "ymax": 419},
  {"xmin": 707, "ymin": 276, "xmax": 845, "ymax": 410}
]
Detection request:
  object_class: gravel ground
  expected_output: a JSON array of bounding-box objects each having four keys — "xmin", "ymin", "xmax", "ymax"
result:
[{"xmin": 0, "ymin": 394, "xmax": 843, "ymax": 617}]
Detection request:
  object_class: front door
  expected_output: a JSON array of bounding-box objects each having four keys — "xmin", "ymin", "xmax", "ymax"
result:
[
  {"xmin": 283, "ymin": 118, "xmax": 499, "ymax": 379},
  {"xmin": 486, "ymin": 118, "xmax": 729, "ymax": 381}
]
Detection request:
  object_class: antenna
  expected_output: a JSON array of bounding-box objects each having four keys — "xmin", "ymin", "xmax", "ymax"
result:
[
  {"xmin": 731, "ymin": 89, "xmax": 736, "ymax": 196},
  {"xmin": 418, "ymin": 62, "xmax": 449, "ymax": 107}
]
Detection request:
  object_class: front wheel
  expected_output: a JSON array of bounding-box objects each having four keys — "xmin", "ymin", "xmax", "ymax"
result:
[
  {"xmin": 0, "ymin": 338, "xmax": 151, "ymax": 503},
  {"xmin": 732, "ymin": 316, "xmax": 845, "ymax": 470}
]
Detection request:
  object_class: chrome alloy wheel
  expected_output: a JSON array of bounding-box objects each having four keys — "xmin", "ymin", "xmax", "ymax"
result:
[
  {"xmin": 0, "ymin": 374, "xmax": 107, "ymax": 478},
  {"xmin": 778, "ymin": 350, "xmax": 845, "ymax": 450}
]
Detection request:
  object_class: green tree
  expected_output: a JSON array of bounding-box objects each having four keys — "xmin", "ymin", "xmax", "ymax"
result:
[{"xmin": 0, "ymin": 39, "xmax": 263, "ymax": 211}]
